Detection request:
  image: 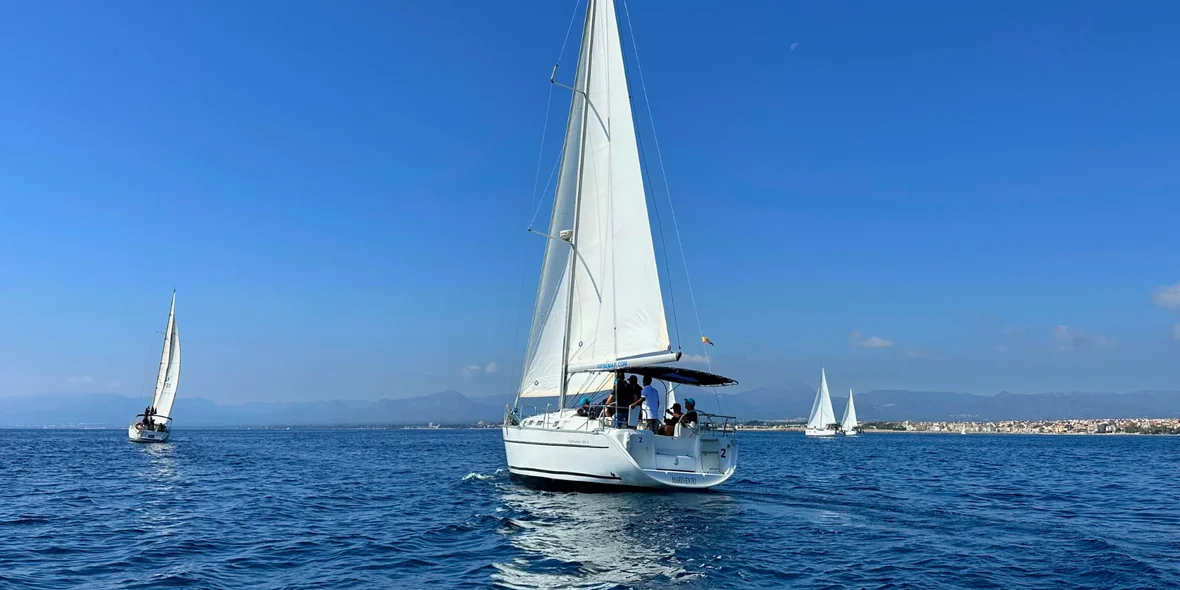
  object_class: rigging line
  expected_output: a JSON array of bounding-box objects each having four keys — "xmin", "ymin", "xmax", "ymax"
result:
[
  {"xmin": 525, "ymin": 0, "xmax": 582, "ymax": 228},
  {"xmin": 137, "ymin": 325, "xmax": 164, "ymax": 403},
  {"xmin": 622, "ymin": 0, "xmax": 720, "ymax": 412},
  {"xmin": 514, "ymin": 0, "xmax": 585, "ymax": 391},
  {"xmin": 525, "ymin": 86, "xmax": 556, "ymax": 228},
  {"xmin": 526, "ymin": 148, "xmax": 565, "ymax": 228}
]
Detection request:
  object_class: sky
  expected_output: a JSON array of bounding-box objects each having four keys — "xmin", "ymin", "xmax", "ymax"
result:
[{"xmin": 1, "ymin": 0, "xmax": 1178, "ymax": 403}]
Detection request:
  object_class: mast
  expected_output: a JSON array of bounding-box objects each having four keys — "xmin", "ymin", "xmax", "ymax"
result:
[{"xmin": 558, "ymin": 0, "xmax": 597, "ymax": 411}]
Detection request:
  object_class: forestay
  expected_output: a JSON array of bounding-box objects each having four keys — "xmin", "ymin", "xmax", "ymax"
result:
[{"xmin": 519, "ymin": 0, "xmax": 672, "ymax": 400}]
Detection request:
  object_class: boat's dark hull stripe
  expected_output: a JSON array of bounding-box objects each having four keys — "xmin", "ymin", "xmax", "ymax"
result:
[
  {"xmin": 504, "ymin": 439, "xmax": 609, "ymax": 449},
  {"xmin": 509, "ymin": 466, "xmax": 622, "ymax": 480}
]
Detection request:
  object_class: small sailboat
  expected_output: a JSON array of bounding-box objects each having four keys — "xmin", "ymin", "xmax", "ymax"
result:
[
  {"xmin": 840, "ymin": 388, "xmax": 859, "ymax": 436},
  {"xmin": 502, "ymin": 0, "xmax": 738, "ymax": 489},
  {"xmin": 128, "ymin": 291, "xmax": 181, "ymax": 443},
  {"xmin": 805, "ymin": 369, "xmax": 838, "ymax": 437}
]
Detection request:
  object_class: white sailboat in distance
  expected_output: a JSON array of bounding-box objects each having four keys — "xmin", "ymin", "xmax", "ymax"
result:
[
  {"xmin": 128, "ymin": 291, "xmax": 181, "ymax": 443},
  {"xmin": 805, "ymin": 369, "xmax": 838, "ymax": 437},
  {"xmin": 502, "ymin": 0, "xmax": 739, "ymax": 489},
  {"xmin": 841, "ymin": 388, "xmax": 859, "ymax": 436}
]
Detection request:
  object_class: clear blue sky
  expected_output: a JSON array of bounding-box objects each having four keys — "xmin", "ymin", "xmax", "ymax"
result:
[{"xmin": 1, "ymin": 0, "xmax": 1178, "ymax": 403}]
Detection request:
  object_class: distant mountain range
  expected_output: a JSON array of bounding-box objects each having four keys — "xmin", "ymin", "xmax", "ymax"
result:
[{"xmin": 2, "ymin": 386, "xmax": 1179, "ymax": 428}]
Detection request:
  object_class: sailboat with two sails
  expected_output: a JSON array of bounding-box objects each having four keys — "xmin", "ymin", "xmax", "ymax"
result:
[
  {"xmin": 805, "ymin": 369, "xmax": 839, "ymax": 437},
  {"xmin": 502, "ymin": 0, "xmax": 739, "ymax": 489},
  {"xmin": 128, "ymin": 291, "xmax": 181, "ymax": 443}
]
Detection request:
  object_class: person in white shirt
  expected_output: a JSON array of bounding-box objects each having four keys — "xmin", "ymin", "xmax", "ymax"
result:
[{"xmin": 639, "ymin": 376, "xmax": 661, "ymax": 433}]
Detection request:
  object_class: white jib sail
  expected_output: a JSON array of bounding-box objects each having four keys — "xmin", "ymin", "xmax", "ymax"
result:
[
  {"xmin": 150, "ymin": 292, "xmax": 181, "ymax": 418},
  {"xmin": 806, "ymin": 368, "xmax": 837, "ymax": 430},
  {"xmin": 841, "ymin": 388, "xmax": 858, "ymax": 431},
  {"xmin": 518, "ymin": 0, "xmax": 671, "ymax": 400}
]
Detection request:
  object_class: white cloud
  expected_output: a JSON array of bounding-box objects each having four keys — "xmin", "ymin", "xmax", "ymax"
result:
[
  {"xmin": 68, "ymin": 376, "xmax": 94, "ymax": 384},
  {"xmin": 683, "ymin": 354, "xmax": 709, "ymax": 364},
  {"xmin": 1052, "ymin": 325, "xmax": 1111, "ymax": 351},
  {"xmin": 1153, "ymin": 282, "xmax": 1180, "ymax": 309},
  {"xmin": 849, "ymin": 331, "xmax": 894, "ymax": 349},
  {"xmin": 462, "ymin": 362, "xmax": 501, "ymax": 377}
]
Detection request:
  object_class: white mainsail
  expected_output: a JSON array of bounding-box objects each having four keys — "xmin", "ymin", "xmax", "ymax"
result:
[
  {"xmin": 150, "ymin": 292, "xmax": 181, "ymax": 418},
  {"xmin": 841, "ymin": 388, "xmax": 858, "ymax": 432},
  {"xmin": 806, "ymin": 368, "xmax": 837, "ymax": 431},
  {"xmin": 518, "ymin": 0, "xmax": 673, "ymax": 402}
]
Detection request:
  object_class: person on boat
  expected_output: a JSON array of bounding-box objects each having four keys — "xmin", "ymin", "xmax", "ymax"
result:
[
  {"xmin": 662, "ymin": 403, "xmax": 683, "ymax": 435},
  {"xmin": 625, "ymin": 375, "xmax": 645, "ymax": 428},
  {"xmin": 612, "ymin": 373, "xmax": 637, "ymax": 428},
  {"xmin": 639, "ymin": 376, "xmax": 661, "ymax": 432},
  {"xmin": 576, "ymin": 397, "xmax": 592, "ymax": 417},
  {"xmin": 680, "ymin": 398, "xmax": 699, "ymax": 430},
  {"xmin": 610, "ymin": 372, "xmax": 626, "ymax": 427}
]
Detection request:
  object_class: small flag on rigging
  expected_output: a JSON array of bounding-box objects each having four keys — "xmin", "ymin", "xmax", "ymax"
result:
[{"xmin": 701, "ymin": 336, "xmax": 714, "ymax": 346}]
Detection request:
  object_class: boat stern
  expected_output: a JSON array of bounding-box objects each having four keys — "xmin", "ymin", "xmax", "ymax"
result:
[{"xmin": 128, "ymin": 423, "xmax": 171, "ymax": 443}]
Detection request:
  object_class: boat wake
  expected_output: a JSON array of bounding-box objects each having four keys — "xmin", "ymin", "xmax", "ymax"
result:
[{"xmin": 462, "ymin": 468, "xmax": 507, "ymax": 482}]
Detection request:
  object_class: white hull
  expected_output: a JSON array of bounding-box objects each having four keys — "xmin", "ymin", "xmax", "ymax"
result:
[
  {"xmin": 805, "ymin": 428, "xmax": 837, "ymax": 437},
  {"xmin": 503, "ymin": 411, "xmax": 736, "ymax": 489},
  {"xmin": 128, "ymin": 424, "xmax": 171, "ymax": 443},
  {"xmin": 842, "ymin": 431, "xmax": 858, "ymax": 437}
]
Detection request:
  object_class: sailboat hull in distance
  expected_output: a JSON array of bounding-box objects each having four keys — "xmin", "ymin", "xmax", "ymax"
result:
[
  {"xmin": 127, "ymin": 423, "xmax": 171, "ymax": 443},
  {"xmin": 504, "ymin": 410, "xmax": 737, "ymax": 490},
  {"xmin": 804, "ymin": 428, "xmax": 837, "ymax": 437}
]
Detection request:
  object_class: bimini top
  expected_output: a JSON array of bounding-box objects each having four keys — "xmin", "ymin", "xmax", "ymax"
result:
[{"xmin": 624, "ymin": 366, "xmax": 738, "ymax": 387}]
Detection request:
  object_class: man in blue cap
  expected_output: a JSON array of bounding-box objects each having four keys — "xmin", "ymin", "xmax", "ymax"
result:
[{"xmin": 576, "ymin": 396, "xmax": 592, "ymax": 417}]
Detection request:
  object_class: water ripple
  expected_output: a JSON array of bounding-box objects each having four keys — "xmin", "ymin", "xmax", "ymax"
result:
[{"xmin": 1, "ymin": 430, "xmax": 1178, "ymax": 588}]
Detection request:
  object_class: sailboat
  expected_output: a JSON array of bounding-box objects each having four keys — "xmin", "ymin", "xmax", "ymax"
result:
[
  {"xmin": 805, "ymin": 369, "xmax": 838, "ymax": 437},
  {"xmin": 841, "ymin": 388, "xmax": 859, "ymax": 436},
  {"xmin": 128, "ymin": 291, "xmax": 181, "ymax": 443},
  {"xmin": 502, "ymin": 0, "xmax": 739, "ymax": 489}
]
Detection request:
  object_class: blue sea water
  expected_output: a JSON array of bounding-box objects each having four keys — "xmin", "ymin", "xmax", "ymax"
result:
[{"xmin": 1, "ymin": 429, "xmax": 1178, "ymax": 589}]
